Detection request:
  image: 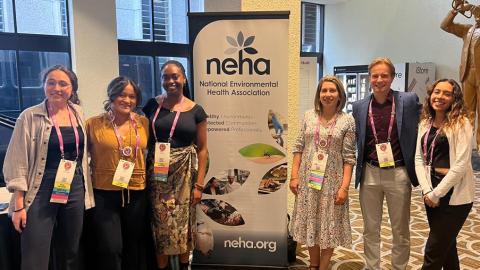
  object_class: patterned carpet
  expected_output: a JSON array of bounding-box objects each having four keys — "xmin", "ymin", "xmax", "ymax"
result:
[{"xmin": 288, "ymin": 173, "xmax": 480, "ymax": 270}]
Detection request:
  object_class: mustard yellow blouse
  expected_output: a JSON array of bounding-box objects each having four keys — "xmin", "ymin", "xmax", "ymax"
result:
[{"xmin": 85, "ymin": 113, "xmax": 149, "ymax": 190}]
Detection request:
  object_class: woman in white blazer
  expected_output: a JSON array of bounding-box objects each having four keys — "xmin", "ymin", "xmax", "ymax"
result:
[{"xmin": 415, "ymin": 78, "xmax": 474, "ymax": 270}]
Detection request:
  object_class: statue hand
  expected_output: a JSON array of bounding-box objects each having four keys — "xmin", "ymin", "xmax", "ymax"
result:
[
  {"xmin": 460, "ymin": 3, "xmax": 474, "ymax": 12},
  {"xmin": 454, "ymin": 0, "xmax": 463, "ymax": 9}
]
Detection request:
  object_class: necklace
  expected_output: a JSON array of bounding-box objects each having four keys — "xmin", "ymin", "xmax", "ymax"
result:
[
  {"xmin": 109, "ymin": 111, "xmax": 136, "ymax": 158},
  {"xmin": 122, "ymin": 121, "xmax": 133, "ymax": 157}
]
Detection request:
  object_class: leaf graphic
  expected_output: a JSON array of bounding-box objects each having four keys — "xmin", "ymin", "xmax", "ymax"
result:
[
  {"xmin": 224, "ymin": 47, "xmax": 238, "ymax": 55},
  {"xmin": 199, "ymin": 199, "xmax": 245, "ymax": 226},
  {"xmin": 238, "ymin": 143, "xmax": 285, "ymax": 164},
  {"xmin": 244, "ymin": 47, "xmax": 258, "ymax": 55},
  {"xmin": 244, "ymin": 36, "xmax": 255, "ymax": 47},
  {"xmin": 237, "ymin": 31, "xmax": 244, "ymax": 46},
  {"xmin": 226, "ymin": 36, "xmax": 238, "ymax": 47},
  {"xmin": 203, "ymin": 169, "xmax": 250, "ymax": 195},
  {"xmin": 258, "ymin": 163, "xmax": 287, "ymax": 195}
]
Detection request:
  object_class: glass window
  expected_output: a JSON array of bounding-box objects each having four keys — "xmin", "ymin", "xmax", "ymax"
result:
[
  {"xmin": 116, "ymin": 0, "xmax": 193, "ymax": 43},
  {"xmin": 0, "ymin": 0, "xmax": 71, "ymax": 185},
  {"xmin": 119, "ymin": 55, "xmax": 154, "ymax": 105},
  {"xmin": 301, "ymin": 2, "xmax": 323, "ymax": 53},
  {"xmin": 15, "ymin": 0, "xmax": 68, "ymax": 35},
  {"xmin": 301, "ymin": 2, "xmax": 323, "ymax": 77},
  {"xmin": 153, "ymin": 0, "xmax": 187, "ymax": 43},
  {"xmin": 118, "ymin": 1, "xmax": 197, "ymax": 101},
  {"xmin": 156, "ymin": 56, "xmax": 188, "ymax": 96},
  {"xmin": 18, "ymin": 51, "xmax": 70, "ymax": 108},
  {"xmin": 118, "ymin": 56, "xmax": 189, "ymax": 105},
  {"xmin": 116, "ymin": 0, "xmax": 152, "ymax": 41},
  {"xmin": 0, "ymin": 50, "xmax": 19, "ymax": 112},
  {"xmin": 0, "ymin": 0, "xmax": 15, "ymax": 32},
  {"xmin": 189, "ymin": 0, "xmax": 204, "ymax": 12},
  {"xmin": 0, "ymin": 122, "xmax": 14, "ymax": 185}
]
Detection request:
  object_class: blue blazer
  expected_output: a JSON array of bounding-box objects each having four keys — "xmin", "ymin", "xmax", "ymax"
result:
[{"xmin": 352, "ymin": 90, "xmax": 421, "ymax": 188}]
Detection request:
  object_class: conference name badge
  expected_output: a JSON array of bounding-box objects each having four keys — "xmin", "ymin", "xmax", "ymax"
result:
[
  {"xmin": 375, "ymin": 142, "xmax": 395, "ymax": 167},
  {"xmin": 112, "ymin": 159, "xmax": 135, "ymax": 188},
  {"xmin": 154, "ymin": 142, "xmax": 170, "ymax": 182},
  {"xmin": 50, "ymin": 159, "xmax": 77, "ymax": 204},
  {"xmin": 308, "ymin": 151, "xmax": 328, "ymax": 190}
]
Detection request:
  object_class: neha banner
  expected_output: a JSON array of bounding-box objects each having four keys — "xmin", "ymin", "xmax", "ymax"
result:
[{"xmin": 189, "ymin": 12, "xmax": 289, "ymax": 267}]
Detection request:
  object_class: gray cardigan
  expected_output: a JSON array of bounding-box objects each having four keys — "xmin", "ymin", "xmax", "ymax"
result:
[{"xmin": 3, "ymin": 100, "xmax": 95, "ymax": 214}]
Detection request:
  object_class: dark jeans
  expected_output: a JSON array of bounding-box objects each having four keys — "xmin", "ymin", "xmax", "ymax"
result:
[
  {"xmin": 85, "ymin": 189, "xmax": 147, "ymax": 270},
  {"xmin": 21, "ymin": 168, "xmax": 85, "ymax": 270},
  {"xmin": 422, "ymin": 173, "xmax": 473, "ymax": 270}
]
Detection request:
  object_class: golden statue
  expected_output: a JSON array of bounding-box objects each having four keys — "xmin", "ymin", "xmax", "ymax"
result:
[{"xmin": 442, "ymin": 0, "xmax": 480, "ymax": 148}]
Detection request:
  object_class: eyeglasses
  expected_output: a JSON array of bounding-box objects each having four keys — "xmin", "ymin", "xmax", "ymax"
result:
[{"xmin": 45, "ymin": 80, "xmax": 71, "ymax": 89}]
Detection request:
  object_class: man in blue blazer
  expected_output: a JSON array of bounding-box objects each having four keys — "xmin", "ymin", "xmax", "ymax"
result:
[{"xmin": 352, "ymin": 58, "xmax": 421, "ymax": 270}]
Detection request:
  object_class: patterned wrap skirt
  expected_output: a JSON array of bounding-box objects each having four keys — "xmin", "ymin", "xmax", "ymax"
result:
[{"xmin": 148, "ymin": 144, "xmax": 198, "ymax": 255}]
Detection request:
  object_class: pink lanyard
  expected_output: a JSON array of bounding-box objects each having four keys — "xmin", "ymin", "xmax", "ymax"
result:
[
  {"xmin": 368, "ymin": 95, "xmax": 395, "ymax": 144},
  {"xmin": 314, "ymin": 114, "xmax": 338, "ymax": 149},
  {"xmin": 151, "ymin": 95, "xmax": 184, "ymax": 143},
  {"xmin": 47, "ymin": 102, "xmax": 80, "ymax": 160},
  {"xmin": 423, "ymin": 121, "xmax": 442, "ymax": 166},
  {"xmin": 109, "ymin": 111, "xmax": 141, "ymax": 161}
]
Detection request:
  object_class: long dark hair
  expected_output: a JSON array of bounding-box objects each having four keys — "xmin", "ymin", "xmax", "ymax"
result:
[
  {"xmin": 42, "ymin": 65, "xmax": 80, "ymax": 105},
  {"xmin": 103, "ymin": 76, "xmax": 142, "ymax": 111},
  {"xmin": 421, "ymin": 78, "xmax": 473, "ymax": 129},
  {"xmin": 160, "ymin": 60, "xmax": 191, "ymax": 98}
]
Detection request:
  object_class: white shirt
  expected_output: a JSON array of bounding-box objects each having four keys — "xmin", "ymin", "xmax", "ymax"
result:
[
  {"xmin": 414, "ymin": 117, "xmax": 475, "ymax": 205},
  {"xmin": 224, "ymin": 181, "xmax": 241, "ymax": 193}
]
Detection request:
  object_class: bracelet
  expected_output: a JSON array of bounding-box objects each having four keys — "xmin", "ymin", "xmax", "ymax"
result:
[
  {"xmin": 339, "ymin": 187, "xmax": 349, "ymax": 193},
  {"xmin": 290, "ymin": 177, "xmax": 299, "ymax": 180},
  {"xmin": 423, "ymin": 190, "xmax": 432, "ymax": 196},
  {"xmin": 13, "ymin": 207, "xmax": 25, "ymax": 212},
  {"xmin": 194, "ymin": 183, "xmax": 204, "ymax": 192}
]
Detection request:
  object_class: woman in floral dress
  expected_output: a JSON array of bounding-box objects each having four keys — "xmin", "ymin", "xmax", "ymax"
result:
[{"xmin": 290, "ymin": 75, "xmax": 356, "ymax": 270}]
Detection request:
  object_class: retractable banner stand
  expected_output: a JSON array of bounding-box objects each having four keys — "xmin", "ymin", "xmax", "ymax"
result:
[{"xmin": 189, "ymin": 12, "xmax": 289, "ymax": 268}]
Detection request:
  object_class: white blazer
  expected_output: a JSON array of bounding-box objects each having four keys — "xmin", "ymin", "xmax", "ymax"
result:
[{"xmin": 414, "ymin": 117, "xmax": 475, "ymax": 205}]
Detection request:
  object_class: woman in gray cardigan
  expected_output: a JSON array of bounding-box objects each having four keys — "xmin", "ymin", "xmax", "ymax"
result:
[{"xmin": 3, "ymin": 65, "xmax": 94, "ymax": 270}]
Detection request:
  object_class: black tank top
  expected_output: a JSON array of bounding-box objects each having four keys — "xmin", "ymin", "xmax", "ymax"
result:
[
  {"xmin": 45, "ymin": 126, "xmax": 85, "ymax": 170},
  {"xmin": 421, "ymin": 126, "xmax": 450, "ymax": 170},
  {"xmin": 421, "ymin": 126, "xmax": 453, "ymax": 199}
]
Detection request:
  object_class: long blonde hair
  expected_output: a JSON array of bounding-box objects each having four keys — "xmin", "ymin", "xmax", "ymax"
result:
[{"xmin": 420, "ymin": 78, "xmax": 473, "ymax": 129}]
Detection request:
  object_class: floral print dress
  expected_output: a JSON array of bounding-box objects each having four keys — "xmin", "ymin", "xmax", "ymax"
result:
[{"xmin": 291, "ymin": 110, "xmax": 356, "ymax": 248}]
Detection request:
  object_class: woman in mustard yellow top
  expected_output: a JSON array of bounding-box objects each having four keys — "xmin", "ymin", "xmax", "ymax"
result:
[{"xmin": 84, "ymin": 76, "xmax": 149, "ymax": 270}]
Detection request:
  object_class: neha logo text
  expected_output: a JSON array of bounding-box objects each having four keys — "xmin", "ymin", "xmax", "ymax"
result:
[
  {"xmin": 207, "ymin": 31, "xmax": 270, "ymax": 75},
  {"xmin": 224, "ymin": 236, "xmax": 277, "ymax": 252}
]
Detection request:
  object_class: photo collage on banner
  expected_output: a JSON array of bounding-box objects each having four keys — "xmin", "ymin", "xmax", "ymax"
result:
[{"xmin": 190, "ymin": 13, "xmax": 289, "ymax": 267}]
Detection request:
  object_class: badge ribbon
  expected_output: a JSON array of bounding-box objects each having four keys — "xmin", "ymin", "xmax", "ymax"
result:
[
  {"xmin": 47, "ymin": 102, "xmax": 80, "ymax": 204},
  {"xmin": 152, "ymin": 95, "xmax": 184, "ymax": 182}
]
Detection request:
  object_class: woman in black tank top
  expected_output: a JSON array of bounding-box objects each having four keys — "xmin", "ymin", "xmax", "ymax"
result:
[{"xmin": 415, "ymin": 78, "xmax": 474, "ymax": 270}]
